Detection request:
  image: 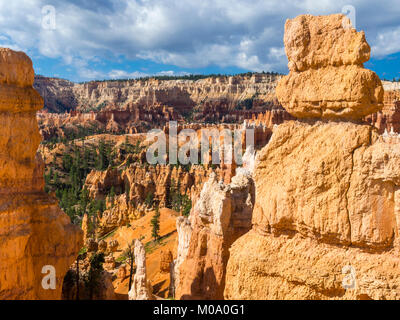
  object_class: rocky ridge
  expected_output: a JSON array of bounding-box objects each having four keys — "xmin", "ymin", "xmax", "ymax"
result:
[{"xmin": 34, "ymin": 73, "xmax": 281, "ymax": 113}]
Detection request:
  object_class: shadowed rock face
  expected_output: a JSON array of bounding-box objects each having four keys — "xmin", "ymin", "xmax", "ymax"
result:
[
  {"xmin": 225, "ymin": 15, "xmax": 400, "ymax": 300},
  {"xmin": 0, "ymin": 48, "xmax": 82, "ymax": 300},
  {"xmin": 276, "ymin": 14, "xmax": 383, "ymax": 120}
]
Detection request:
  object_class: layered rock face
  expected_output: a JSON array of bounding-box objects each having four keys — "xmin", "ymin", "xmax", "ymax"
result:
[
  {"xmin": 175, "ymin": 171, "xmax": 254, "ymax": 299},
  {"xmin": 276, "ymin": 14, "xmax": 383, "ymax": 120},
  {"xmin": 0, "ymin": 48, "xmax": 82, "ymax": 299},
  {"xmin": 159, "ymin": 250, "xmax": 173, "ymax": 273},
  {"xmin": 35, "ymin": 73, "xmax": 283, "ymax": 141},
  {"xmin": 225, "ymin": 14, "xmax": 400, "ymax": 300},
  {"xmin": 34, "ymin": 73, "xmax": 281, "ymax": 113}
]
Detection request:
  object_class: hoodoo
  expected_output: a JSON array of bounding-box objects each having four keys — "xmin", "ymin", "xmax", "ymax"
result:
[
  {"xmin": 276, "ymin": 14, "xmax": 383, "ymax": 120},
  {"xmin": 175, "ymin": 171, "xmax": 254, "ymax": 299},
  {"xmin": 224, "ymin": 14, "xmax": 400, "ymax": 300},
  {"xmin": 0, "ymin": 48, "xmax": 82, "ymax": 299}
]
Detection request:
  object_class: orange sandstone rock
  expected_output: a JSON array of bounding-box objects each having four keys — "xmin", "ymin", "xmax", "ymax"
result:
[
  {"xmin": 284, "ymin": 14, "xmax": 370, "ymax": 72},
  {"xmin": 276, "ymin": 14, "xmax": 383, "ymax": 120},
  {"xmin": 225, "ymin": 14, "xmax": 400, "ymax": 300},
  {"xmin": 175, "ymin": 171, "xmax": 254, "ymax": 300},
  {"xmin": 159, "ymin": 250, "xmax": 173, "ymax": 273},
  {"xmin": 0, "ymin": 48, "xmax": 82, "ymax": 300},
  {"xmin": 225, "ymin": 231, "xmax": 400, "ymax": 300}
]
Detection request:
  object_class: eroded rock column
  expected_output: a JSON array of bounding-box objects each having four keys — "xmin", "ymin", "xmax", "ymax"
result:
[
  {"xmin": 175, "ymin": 171, "xmax": 254, "ymax": 299},
  {"xmin": 128, "ymin": 239, "xmax": 153, "ymax": 300},
  {"xmin": 225, "ymin": 14, "xmax": 400, "ymax": 300},
  {"xmin": 0, "ymin": 48, "xmax": 82, "ymax": 299}
]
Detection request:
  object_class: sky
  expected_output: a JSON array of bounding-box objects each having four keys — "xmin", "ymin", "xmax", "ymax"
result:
[{"xmin": 0, "ymin": 0, "xmax": 399, "ymax": 82}]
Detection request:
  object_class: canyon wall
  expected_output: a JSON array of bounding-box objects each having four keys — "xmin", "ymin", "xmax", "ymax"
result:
[
  {"xmin": 225, "ymin": 14, "xmax": 400, "ymax": 300},
  {"xmin": 35, "ymin": 73, "xmax": 285, "ymax": 141},
  {"xmin": 34, "ymin": 73, "xmax": 281, "ymax": 113},
  {"xmin": 0, "ymin": 48, "xmax": 82, "ymax": 299}
]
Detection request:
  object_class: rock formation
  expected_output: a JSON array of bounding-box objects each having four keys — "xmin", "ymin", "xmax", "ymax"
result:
[
  {"xmin": 82, "ymin": 213, "xmax": 90, "ymax": 243},
  {"xmin": 98, "ymin": 240, "xmax": 107, "ymax": 253},
  {"xmin": 159, "ymin": 250, "xmax": 173, "ymax": 273},
  {"xmin": 35, "ymin": 72, "xmax": 283, "ymax": 141},
  {"xmin": 86, "ymin": 238, "xmax": 98, "ymax": 253},
  {"xmin": 128, "ymin": 239, "xmax": 153, "ymax": 300},
  {"xmin": 170, "ymin": 216, "xmax": 192, "ymax": 298},
  {"xmin": 85, "ymin": 163, "xmax": 223, "ymax": 235},
  {"xmin": 366, "ymin": 82, "xmax": 400, "ymax": 134},
  {"xmin": 0, "ymin": 48, "xmax": 82, "ymax": 299},
  {"xmin": 276, "ymin": 14, "xmax": 383, "ymax": 120},
  {"xmin": 175, "ymin": 171, "xmax": 254, "ymax": 299},
  {"xmin": 34, "ymin": 73, "xmax": 281, "ymax": 113},
  {"xmin": 224, "ymin": 14, "xmax": 400, "ymax": 300},
  {"xmin": 62, "ymin": 254, "xmax": 117, "ymax": 300}
]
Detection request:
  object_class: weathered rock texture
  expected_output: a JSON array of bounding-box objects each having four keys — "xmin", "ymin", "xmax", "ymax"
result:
[
  {"xmin": 159, "ymin": 250, "xmax": 173, "ymax": 273},
  {"xmin": 62, "ymin": 255, "xmax": 117, "ymax": 300},
  {"xmin": 276, "ymin": 14, "xmax": 383, "ymax": 119},
  {"xmin": 128, "ymin": 240, "xmax": 153, "ymax": 300},
  {"xmin": 248, "ymin": 120, "xmax": 400, "ymax": 248},
  {"xmin": 170, "ymin": 216, "xmax": 192, "ymax": 298},
  {"xmin": 366, "ymin": 81, "xmax": 400, "ymax": 134},
  {"xmin": 225, "ymin": 14, "xmax": 400, "ymax": 300},
  {"xmin": 175, "ymin": 171, "xmax": 254, "ymax": 299},
  {"xmin": 85, "ymin": 163, "xmax": 224, "ymax": 236},
  {"xmin": 0, "ymin": 48, "xmax": 82, "ymax": 299}
]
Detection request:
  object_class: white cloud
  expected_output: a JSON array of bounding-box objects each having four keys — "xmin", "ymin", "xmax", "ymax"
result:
[
  {"xmin": 0, "ymin": 0, "xmax": 399, "ymax": 79},
  {"xmin": 371, "ymin": 27, "xmax": 400, "ymax": 57},
  {"xmin": 83, "ymin": 69, "xmax": 192, "ymax": 81},
  {"xmin": 107, "ymin": 69, "xmax": 148, "ymax": 79}
]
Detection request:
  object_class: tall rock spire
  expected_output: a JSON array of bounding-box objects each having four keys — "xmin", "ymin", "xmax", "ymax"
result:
[
  {"xmin": 225, "ymin": 14, "xmax": 400, "ymax": 300},
  {"xmin": 276, "ymin": 14, "xmax": 383, "ymax": 120},
  {"xmin": 0, "ymin": 48, "xmax": 82, "ymax": 299}
]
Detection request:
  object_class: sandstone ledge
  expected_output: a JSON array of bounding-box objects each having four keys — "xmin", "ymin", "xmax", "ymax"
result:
[
  {"xmin": 225, "ymin": 230, "xmax": 400, "ymax": 300},
  {"xmin": 276, "ymin": 65, "xmax": 383, "ymax": 119}
]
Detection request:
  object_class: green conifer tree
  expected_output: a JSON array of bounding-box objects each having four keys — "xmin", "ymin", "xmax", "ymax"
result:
[{"xmin": 151, "ymin": 205, "xmax": 161, "ymax": 242}]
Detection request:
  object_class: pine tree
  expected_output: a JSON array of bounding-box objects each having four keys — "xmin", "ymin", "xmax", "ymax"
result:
[
  {"xmin": 124, "ymin": 241, "xmax": 135, "ymax": 291},
  {"xmin": 80, "ymin": 187, "xmax": 89, "ymax": 213},
  {"xmin": 109, "ymin": 186, "xmax": 115, "ymax": 205},
  {"xmin": 144, "ymin": 192, "xmax": 154, "ymax": 208},
  {"xmin": 84, "ymin": 252, "xmax": 105, "ymax": 300},
  {"xmin": 53, "ymin": 171, "xmax": 58, "ymax": 185},
  {"xmin": 181, "ymin": 195, "xmax": 192, "ymax": 217},
  {"xmin": 97, "ymin": 139, "xmax": 106, "ymax": 170},
  {"xmin": 124, "ymin": 180, "xmax": 130, "ymax": 200},
  {"xmin": 151, "ymin": 205, "xmax": 161, "ymax": 242}
]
